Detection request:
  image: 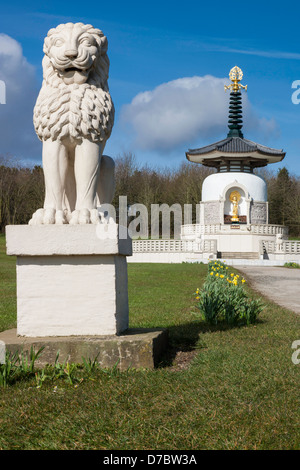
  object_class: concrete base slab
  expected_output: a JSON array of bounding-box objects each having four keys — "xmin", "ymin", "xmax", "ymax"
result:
[{"xmin": 0, "ymin": 328, "xmax": 168, "ymax": 371}]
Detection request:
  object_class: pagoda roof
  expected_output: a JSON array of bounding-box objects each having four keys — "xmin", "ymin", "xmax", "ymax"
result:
[
  {"xmin": 186, "ymin": 136, "xmax": 285, "ymax": 167},
  {"xmin": 186, "ymin": 67, "xmax": 286, "ymax": 168}
]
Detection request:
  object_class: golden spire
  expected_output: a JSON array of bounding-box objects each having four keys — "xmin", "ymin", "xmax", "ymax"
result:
[{"xmin": 224, "ymin": 66, "xmax": 247, "ymax": 93}]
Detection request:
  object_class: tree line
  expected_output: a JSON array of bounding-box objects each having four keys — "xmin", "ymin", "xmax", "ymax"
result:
[{"xmin": 0, "ymin": 153, "xmax": 299, "ymax": 237}]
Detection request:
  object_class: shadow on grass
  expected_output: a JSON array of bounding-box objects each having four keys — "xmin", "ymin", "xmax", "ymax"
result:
[{"xmin": 157, "ymin": 318, "xmax": 265, "ymax": 368}]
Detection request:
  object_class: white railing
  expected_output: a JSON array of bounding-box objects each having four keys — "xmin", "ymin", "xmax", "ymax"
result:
[
  {"xmin": 181, "ymin": 224, "xmax": 221, "ymax": 236},
  {"xmin": 181, "ymin": 223, "xmax": 289, "ymax": 237},
  {"xmin": 201, "ymin": 240, "xmax": 218, "ymax": 253},
  {"xmin": 132, "ymin": 239, "xmax": 217, "ymax": 254},
  {"xmin": 260, "ymin": 240, "xmax": 300, "ymax": 254},
  {"xmin": 251, "ymin": 224, "xmax": 288, "ymax": 236},
  {"xmin": 133, "ymin": 240, "xmax": 183, "ymax": 253}
]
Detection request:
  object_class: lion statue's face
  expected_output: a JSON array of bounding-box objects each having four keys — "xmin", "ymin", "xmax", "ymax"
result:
[
  {"xmin": 44, "ymin": 23, "xmax": 105, "ymax": 85},
  {"xmin": 34, "ymin": 22, "xmax": 114, "ymax": 144}
]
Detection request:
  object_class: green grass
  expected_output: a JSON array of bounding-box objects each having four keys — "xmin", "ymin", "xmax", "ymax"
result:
[
  {"xmin": 0, "ymin": 234, "xmax": 16, "ymax": 331},
  {"xmin": 0, "ymin": 235, "xmax": 299, "ymax": 450}
]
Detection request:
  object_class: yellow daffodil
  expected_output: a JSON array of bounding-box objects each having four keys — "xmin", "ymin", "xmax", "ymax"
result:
[
  {"xmin": 231, "ymin": 273, "xmax": 234, "ymax": 277},
  {"xmin": 220, "ymin": 274, "xmax": 224, "ymax": 278},
  {"xmin": 210, "ymin": 272, "xmax": 214, "ymax": 276}
]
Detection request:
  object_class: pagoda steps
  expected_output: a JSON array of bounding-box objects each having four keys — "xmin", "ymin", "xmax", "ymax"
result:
[{"xmin": 218, "ymin": 252, "xmax": 259, "ymax": 260}]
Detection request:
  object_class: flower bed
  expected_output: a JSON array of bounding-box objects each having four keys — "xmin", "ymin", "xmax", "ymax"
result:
[
  {"xmin": 194, "ymin": 261, "xmax": 264, "ymax": 326},
  {"xmin": 284, "ymin": 262, "xmax": 300, "ymax": 269}
]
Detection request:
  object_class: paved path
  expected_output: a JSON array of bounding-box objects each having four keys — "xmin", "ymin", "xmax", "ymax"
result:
[{"xmin": 236, "ymin": 266, "xmax": 300, "ymax": 314}]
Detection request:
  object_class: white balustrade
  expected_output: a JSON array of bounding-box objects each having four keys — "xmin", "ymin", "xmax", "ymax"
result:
[
  {"xmin": 250, "ymin": 224, "xmax": 288, "ymax": 236},
  {"xmin": 132, "ymin": 239, "xmax": 217, "ymax": 254},
  {"xmin": 260, "ymin": 240, "xmax": 300, "ymax": 254},
  {"xmin": 181, "ymin": 223, "xmax": 289, "ymax": 237}
]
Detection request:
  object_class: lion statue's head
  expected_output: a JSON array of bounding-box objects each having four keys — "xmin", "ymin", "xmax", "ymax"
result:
[
  {"xmin": 33, "ymin": 22, "xmax": 114, "ymax": 143},
  {"xmin": 43, "ymin": 22, "xmax": 109, "ymax": 87}
]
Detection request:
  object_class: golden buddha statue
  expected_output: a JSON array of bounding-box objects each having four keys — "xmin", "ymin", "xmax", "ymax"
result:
[{"xmin": 229, "ymin": 191, "xmax": 241, "ymax": 223}]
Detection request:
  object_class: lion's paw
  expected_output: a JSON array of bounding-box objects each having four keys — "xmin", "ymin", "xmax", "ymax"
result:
[
  {"xmin": 29, "ymin": 208, "xmax": 68, "ymax": 225},
  {"xmin": 99, "ymin": 210, "xmax": 116, "ymax": 225},
  {"xmin": 69, "ymin": 209, "xmax": 100, "ymax": 225}
]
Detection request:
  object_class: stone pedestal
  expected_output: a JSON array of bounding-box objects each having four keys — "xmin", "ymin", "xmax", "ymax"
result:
[
  {"xmin": 6, "ymin": 224, "xmax": 132, "ymax": 337},
  {"xmin": 0, "ymin": 328, "xmax": 168, "ymax": 370}
]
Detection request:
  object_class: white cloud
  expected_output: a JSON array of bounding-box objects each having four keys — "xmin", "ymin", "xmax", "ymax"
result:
[
  {"xmin": 120, "ymin": 75, "xmax": 280, "ymax": 152},
  {"xmin": 0, "ymin": 34, "xmax": 41, "ymax": 162}
]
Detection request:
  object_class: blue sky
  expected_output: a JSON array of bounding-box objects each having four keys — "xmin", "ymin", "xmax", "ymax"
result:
[{"xmin": 1, "ymin": 0, "xmax": 300, "ymax": 175}]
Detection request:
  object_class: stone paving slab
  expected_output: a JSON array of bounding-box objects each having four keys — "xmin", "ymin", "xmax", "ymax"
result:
[{"xmin": 236, "ymin": 266, "xmax": 300, "ymax": 314}]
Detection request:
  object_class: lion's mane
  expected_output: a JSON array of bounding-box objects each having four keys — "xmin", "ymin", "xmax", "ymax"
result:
[{"xmin": 33, "ymin": 23, "xmax": 115, "ymax": 143}]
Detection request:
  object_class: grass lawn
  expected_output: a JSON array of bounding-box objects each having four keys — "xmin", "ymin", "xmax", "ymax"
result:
[
  {"xmin": 0, "ymin": 234, "xmax": 16, "ymax": 332},
  {"xmin": 0, "ymin": 233, "xmax": 299, "ymax": 450}
]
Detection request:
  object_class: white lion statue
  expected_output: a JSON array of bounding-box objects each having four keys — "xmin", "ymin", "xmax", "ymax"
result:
[{"xmin": 29, "ymin": 22, "xmax": 115, "ymax": 225}]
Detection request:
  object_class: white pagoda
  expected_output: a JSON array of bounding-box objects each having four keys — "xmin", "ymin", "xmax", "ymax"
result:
[{"xmin": 182, "ymin": 66, "xmax": 288, "ymax": 260}]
